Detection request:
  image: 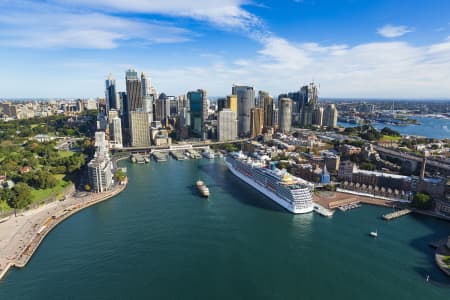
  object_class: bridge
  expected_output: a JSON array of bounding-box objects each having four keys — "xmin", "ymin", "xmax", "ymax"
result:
[{"xmin": 373, "ymin": 145, "xmax": 450, "ymax": 176}]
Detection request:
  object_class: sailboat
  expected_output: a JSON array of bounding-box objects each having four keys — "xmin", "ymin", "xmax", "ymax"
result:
[{"xmin": 370, "ymin": 229, "xmax": 378, "ymax": 238}]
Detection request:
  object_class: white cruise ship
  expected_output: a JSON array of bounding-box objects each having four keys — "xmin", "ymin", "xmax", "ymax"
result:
[{"xmin": 225, "ymin": 152, "xmax": 314, "ymax": 214}]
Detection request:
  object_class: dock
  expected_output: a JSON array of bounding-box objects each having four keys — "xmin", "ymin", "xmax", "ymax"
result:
[{"xmin": 382, "ymin": 209, "xmax": 412, "ymax": 220}]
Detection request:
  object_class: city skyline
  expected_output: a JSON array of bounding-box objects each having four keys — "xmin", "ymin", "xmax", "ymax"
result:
[{"xmin": 1, "ymin": 0, "xmax": 450, "ymax": 99}]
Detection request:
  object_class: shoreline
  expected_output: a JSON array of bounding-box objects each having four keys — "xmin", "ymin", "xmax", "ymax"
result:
[{"xmin": 0, "ymin": 180, "xmax": 127, "ymax": 281}]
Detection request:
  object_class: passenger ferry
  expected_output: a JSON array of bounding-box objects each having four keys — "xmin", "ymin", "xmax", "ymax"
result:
[{"xmin": 225, "ymin": 152, "xmax": 314, "ymax": 214}]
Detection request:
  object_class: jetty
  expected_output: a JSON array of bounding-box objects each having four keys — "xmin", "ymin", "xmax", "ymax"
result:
[{"xmin": 382, "ymin": 209, "xmax": 412, "ymax": 220}]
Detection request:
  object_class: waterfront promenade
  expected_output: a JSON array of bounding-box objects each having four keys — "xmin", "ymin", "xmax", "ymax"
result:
[{"xmin": 0, "ymin": 181, "xmax": 127, "ymax": 281}]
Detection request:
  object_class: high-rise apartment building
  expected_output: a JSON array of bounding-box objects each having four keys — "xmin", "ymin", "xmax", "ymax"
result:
[
  {"xmin": 323, "ymin": 104, "xmax": 338, "ymax": 128},
  {"xmin": 88, "ymin": 132, "xmax": 113, "ymax": 193},
  {"xmin": 218, "ymin": 109, "xmax": 237, "ymax": 141},
  {"xmin": 312, "ymin": 106, "xmax": 324, "ymax": 127},
  {"xmin": 279, "ymin": 98, "xmax": 293, "ymax": 133},
  {"xmin": 129, "ymin": 111, "xmax": 150, "ymax": 147},
  {"xmin": 232, "ymin": 85, "xmax": 254, "ymax": 137}
]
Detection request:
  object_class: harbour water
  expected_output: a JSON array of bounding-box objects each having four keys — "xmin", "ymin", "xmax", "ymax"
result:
[
  {"xmin": 338, "ymin": 116, "xmax": 450, "ymax": 139},
  {"xmin": 1, "ymin": 158, "xmax": 450, "ymax": 299}
]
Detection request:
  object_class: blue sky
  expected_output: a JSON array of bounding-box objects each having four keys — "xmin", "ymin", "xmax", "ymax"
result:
[{"xmin": 0, "ymin": 0, "xmax": 450, "ymax": 99}]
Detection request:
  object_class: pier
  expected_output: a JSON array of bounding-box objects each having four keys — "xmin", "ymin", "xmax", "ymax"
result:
[{"xmin": 382, "ymin": 209, "xmax": 412, "ymax": 220}]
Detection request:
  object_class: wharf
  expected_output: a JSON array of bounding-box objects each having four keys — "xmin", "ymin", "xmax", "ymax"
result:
[{"xmin": 382, "ymin": 209, "xmax": 412, "ymax": 220}]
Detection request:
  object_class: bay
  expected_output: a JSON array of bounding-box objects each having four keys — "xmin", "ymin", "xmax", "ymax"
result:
[
  {"xmin": 338, "ymin": 116, "xmax": 450, "ymax": 139},
  {"xmin": 0, "ymin": 158, "xmax": 449, "ymax": 299}
]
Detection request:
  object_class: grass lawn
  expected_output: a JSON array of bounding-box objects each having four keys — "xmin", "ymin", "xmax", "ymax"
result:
[
  {"xmin": 0, "ymin": 201, "xmax": 11, "ymax": 213},
  {"xmin": 444, "ymin": 256, "xmax": 450, "ymax": 266},
  {"xmin": 30, "ymin": 174, "xmax": 71, "ymax": 203},
  {"xmin": 379, "ymin": 135, "xmax": 402, "ymax": 142}
]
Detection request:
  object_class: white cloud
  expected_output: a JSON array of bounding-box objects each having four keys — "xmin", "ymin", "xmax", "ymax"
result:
[
  {"xmin": 377, "ymin": 24, "xmax": 414, "ymax": 38},
  {"xmin": 0, "ymin": 2, "xmax": 191, "ymax": 49},
  {"xmin": 142, "ymin": 36, "xmax": 450, "ymax": 99},
  {"xmin": 56, "ymin": 0, "xmax": 261, "ymax": 30}
]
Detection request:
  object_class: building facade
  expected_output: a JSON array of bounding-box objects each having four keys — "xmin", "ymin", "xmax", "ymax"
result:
[
  {"xmin": 278, "ymin": 97, "xmax": 293, "ymax": 133},
  {"xmin": 232, "ymin": 85, "xmax": 255, "ymax": 137},
  {"xmin": 218, "ymin": 109, "xmax": 237, "ymax": 141}
]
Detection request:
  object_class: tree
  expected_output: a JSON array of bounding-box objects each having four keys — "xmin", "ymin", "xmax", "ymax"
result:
[
  {"xmin": 411, "ymin": 192, "xmax": 432, "ymax": 210},
  {"xmin": 114, "ymin": 169, "xmax": 126, "ymax": 182},
  {"xmin": 8, "ymin": 182, "xmax": 32, "ymax": 210},
  {"xmin": 84, "ymin": 184, "xmax": 91, "ymax": 191}
]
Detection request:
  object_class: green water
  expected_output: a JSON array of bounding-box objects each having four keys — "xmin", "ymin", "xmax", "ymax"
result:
[{"xmin": 1, "ymin": 158, "xmax": 449, "ymax": 299}]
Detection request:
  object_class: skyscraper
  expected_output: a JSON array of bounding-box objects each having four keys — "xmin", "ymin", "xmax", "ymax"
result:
[
  {"xmin": 250, "ymin": 107, "xmax": 263, "ymax": 138},
  {"xmin": 232, "ymin": 85, "xmax": 254, "ymax": 137},
  {"xmin": 105, "ymin": 73, "xmax": 118, "ymax": 112},
  {"xmin": 187, "ymin": 89, "xmax": 207, "ymax": 139},
  {"xmin": 226, "ymin": 95, "xmax": 238, "ymax": 116},
  {"xmin": 141, "ymin": 72, "xmax": 151, "ymax": 97},
  {"xmin": 109, "ymin": 116, "xmax": 123, "ymax": 149},
  {"xmin": 299, "ymin": 82, "xmax": 319, "ymax": 128},
  {"xmin": 312, "ymin": 106, "xmax": 324, "ymax": 127},
  {"xmin": 323, "ymin": 104, "xmax": 338, "ymax": 128},
  {"xmin": 259, "ymin": 91, "xmax": 273, "ymax": 130},
  {"xmin": 218, "ymin": 109, "xmax": 237, "ymax": 141},
  {"xmin": 143, "ymin": 95, "xmax": 153, "ymax": 124},
  {"xmin": 129, "ymin": 111, "xmax": 150, "ymax": 147},
  {"xmin": 126, "ymin": 69, "xmax": 143, "ymax": 111},
  {"xmin": 279, "ymin": 98, "xmax": 293, "ymax": 133}
]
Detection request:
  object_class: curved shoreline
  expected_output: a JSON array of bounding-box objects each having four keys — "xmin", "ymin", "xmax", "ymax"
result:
[{"xmin": 0, "ymin": 181, "xmax": 127, "ymax": 281}]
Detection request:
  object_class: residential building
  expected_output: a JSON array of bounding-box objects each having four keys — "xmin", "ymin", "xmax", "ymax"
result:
[
  {"xmin": 218, "ymin": 109, "xmax": 237, "ymax": 141},
  {"xmin": 278, "ymin": 97, "xmax": 292, "ymax": 133}
]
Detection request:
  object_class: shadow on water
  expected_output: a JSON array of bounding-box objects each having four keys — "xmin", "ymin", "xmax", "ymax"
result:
[
  {"xmin": 408, "ymin": 214, "xmax": 450, "ymax": 286},
  {"xmin": 197, "ymin": 161, "xmax": 286, "ymax": 214}
]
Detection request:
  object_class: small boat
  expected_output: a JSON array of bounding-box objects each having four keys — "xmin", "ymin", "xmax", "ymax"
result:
[
  {"xmin": 202, "ymin": 151, "xmax": 215, "ymax": 159},
  {"xmin": 196, "ymin": 180, "xmax": 210, "ymax": 197},
  {"xmin": 370, "ymin": 230, "xmax": 378, "ymax": 238},
  {"xmin": 313, "ymin": 205, "xmax": 334, "ymax": 217}
]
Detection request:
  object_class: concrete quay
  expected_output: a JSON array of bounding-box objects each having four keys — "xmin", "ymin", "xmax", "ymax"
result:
[
  {"xmin": 382, "ymin": 209, "xmax": 412, "ymax": 220},
  {"xmin": 0, "ymin": 181, "xmax": 127, "ymax": 281}
]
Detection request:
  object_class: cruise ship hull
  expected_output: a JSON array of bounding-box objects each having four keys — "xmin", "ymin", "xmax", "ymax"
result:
[{"xmin": 225, "ymin": 161, "xmax": 313, "ymax": 214}]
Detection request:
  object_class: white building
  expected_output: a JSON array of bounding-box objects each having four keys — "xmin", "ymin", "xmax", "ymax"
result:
[
  {"xmin": 218, "ymin": 109, "xmax": 237, "ymax": 141},
  {"xmin": 109, "ymin": 116, "xmax": 123, "ymax": 149},
  {"xmin": 88, "ymin": 132, "xmax": 113, "ymax": 193}
]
